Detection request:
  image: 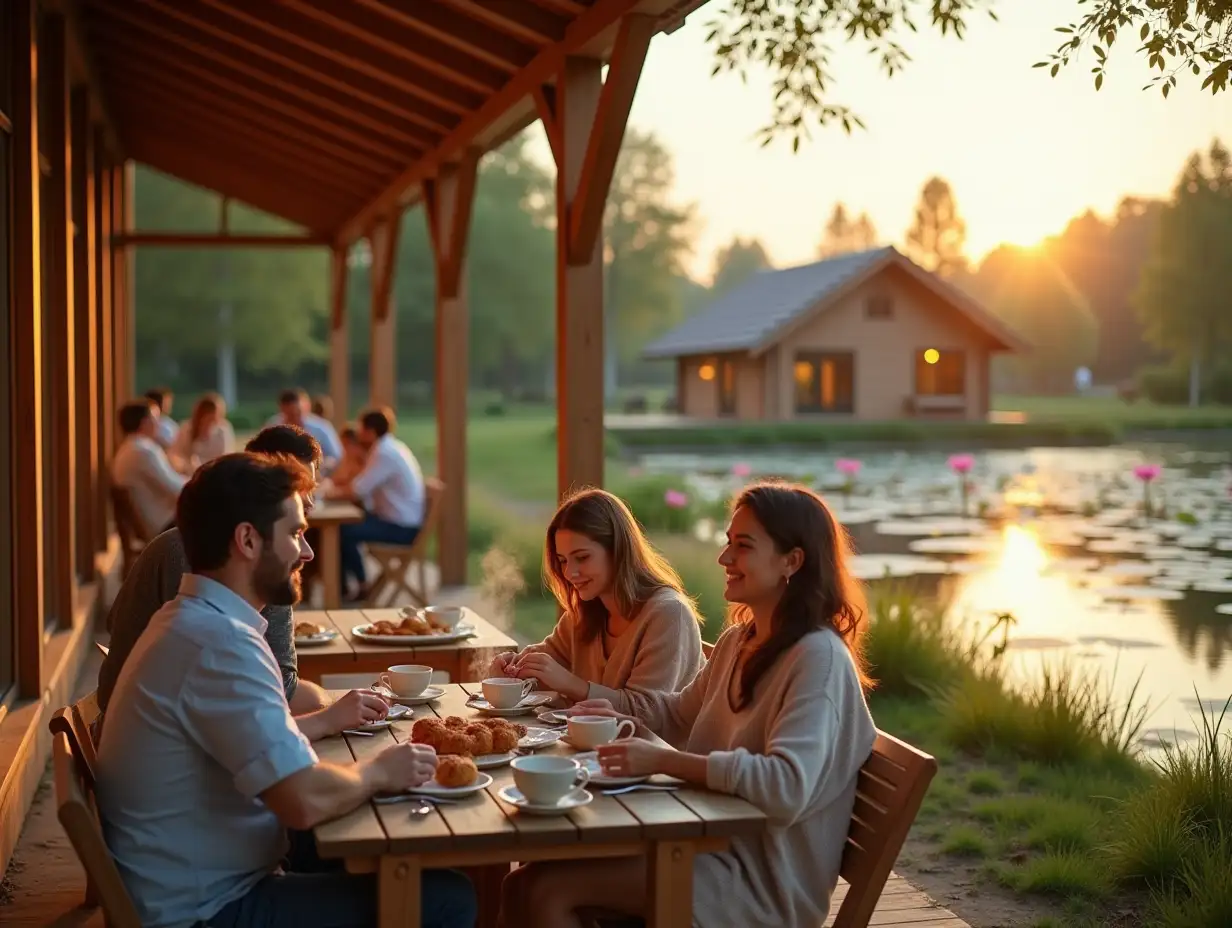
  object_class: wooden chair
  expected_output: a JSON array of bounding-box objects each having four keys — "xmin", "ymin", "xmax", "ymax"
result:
[
  {"xmin": 590, "ymin": 730, "xmax": 936, "ymax": 928},
  {"xmin": 365, "ymin": 478, "xmax": 444, "ymax": 607},
  {"xmin": 109, "ymin": 484, "xmax": 149, "ymax": 578}
]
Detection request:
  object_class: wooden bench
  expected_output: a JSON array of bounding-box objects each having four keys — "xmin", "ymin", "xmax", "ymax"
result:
[
  {"xmin": 365, "ymin": 477, "xmax": 443, "ymax": 607},
  {"xmin": 591, "ymin": 729, "xmax": 937, "ymax": 928}
]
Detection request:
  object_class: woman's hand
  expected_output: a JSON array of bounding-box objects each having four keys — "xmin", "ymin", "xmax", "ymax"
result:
[
  {"xmin": 488, "ymin": 650, "xmax": 519, "ymax": 678},
  {"xmin": 511, "ymin": 652, "xmax": 588, "ymax": 702},
  {"xmin": 596, "ymin": 738, "xmax": 670, "ymax": 778}
]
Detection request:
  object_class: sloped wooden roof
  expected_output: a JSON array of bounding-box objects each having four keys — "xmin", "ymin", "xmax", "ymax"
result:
[{"xmin": 78, "ymin": 0, "xmax": 704, "ymax": 241}]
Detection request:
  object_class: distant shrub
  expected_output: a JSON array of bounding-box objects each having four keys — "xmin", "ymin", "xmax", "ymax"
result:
[{"xmin": 1137, "ymin": 364, "xmax": 1191, "ymax": 405}]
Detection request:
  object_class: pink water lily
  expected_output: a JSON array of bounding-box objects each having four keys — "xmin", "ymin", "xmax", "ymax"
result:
[
  {"xmin": 664, "ymin": 489, "xmax": 689, "ymax": 509},
  {"xmin": 835, "ymin": 458, "xmax": 863, "ymax": 477},
  {"xmin": 1133, "ymin": 464, "xmax": 1161, "ymax": 483},
  {"xmin": 731, "ymin": 462, "xmax": 752, "ymax": 478},
  {"xmin": 947, "ymin": 454, "xmax": 975, "ymax": 475}
]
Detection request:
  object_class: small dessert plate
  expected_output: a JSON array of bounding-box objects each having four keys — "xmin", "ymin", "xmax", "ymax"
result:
[{"xmin": 496, "ymin": 785, "xmax": 593, "ymax": 816}]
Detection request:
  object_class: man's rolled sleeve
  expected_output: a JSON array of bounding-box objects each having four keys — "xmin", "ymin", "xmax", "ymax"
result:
[{"xmin": 180, "ymin": 628, "xmax": 318, "ymax": 798}]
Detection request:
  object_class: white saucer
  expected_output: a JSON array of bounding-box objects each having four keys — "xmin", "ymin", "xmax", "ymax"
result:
[
  {"xmin": 407, "ymin": 771, "xmax": 493, "ymax": 798},
  {"xmin": 352, "ymin": 703, "xmax": 411, "ymax": 732},
  {"xmin": 472, "ymin": 752, "xmax": 516, "ymax": 770},
  {"xmin": 391, "ymin": 685, "xmax": 445, "ymax": 706},
  {"xmin": 496, "ymin": 785, "xmax": 593, "ymax": 815},
  {"xmin": 517, "ymin": 728, "xmax": 564, "ymax": 751},
  {"xmin": 467, "ymin": 693, "xmax": 553, "ymax": 716},
  {"xmin": 537, "ymin": 709, "xmax": 570, "ymax": 725},
  {"xmin": 572, "ymin": 751, "xmax": 650, "ymax": 788}
]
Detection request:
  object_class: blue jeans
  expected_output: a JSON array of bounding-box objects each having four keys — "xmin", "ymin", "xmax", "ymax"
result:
[
  {"xmin": 340, "ymin": 514, "xmax": 419, "ymax": 587},
  {"xmin": 206, "ymin": 832, "xmax": 475, "ymax": 928}
]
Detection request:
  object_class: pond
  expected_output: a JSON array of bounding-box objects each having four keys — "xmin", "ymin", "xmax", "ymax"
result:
[{"xmin": 640, "ymin": 442, "xmax": 1232, "ymax": 750}]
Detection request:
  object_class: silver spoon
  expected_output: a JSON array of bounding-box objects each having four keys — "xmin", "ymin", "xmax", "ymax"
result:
[{"xmin": 600, "ymin": 784, "xmax": 681, "ymax": 796}]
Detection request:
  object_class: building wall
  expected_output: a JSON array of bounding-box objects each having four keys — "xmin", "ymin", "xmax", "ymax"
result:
[
  {"xmin": 772, "ymin": 266, "xmax": 996, "ymax": 420},
  {"xmin": 677, "ymin": 353, "xmax": 766, "ymax": 420}
]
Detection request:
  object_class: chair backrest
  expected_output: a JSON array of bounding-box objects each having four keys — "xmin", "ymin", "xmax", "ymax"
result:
[
  {"xmin": 407, "ymin": 477, "xmax": 445, "ymax": 558},
  {"xmin": 48, "ymin": 692, "xmax": 102, "ymax": 788},
  {"xmin": 832, "ymin": 730, "xmax": 938, "ymax": 928},
  {"xmin": 109, "ymin": 483, "xmax": 148, "ymax": 572},
  {"xmin": 51, "ymin": 731, "xmax": 142, "ymax": 928}
]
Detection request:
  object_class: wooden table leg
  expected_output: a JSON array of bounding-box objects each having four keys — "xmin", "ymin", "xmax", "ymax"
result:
[
  {"xmin": 379, "ymin": 855, "xmax": 422, "ymax": 928},
  {"xmin": 319, "ymin": 524, "xmax": 342, "ymax": 609},
  {"xmin": 467, "ymin": 862, "xmax": 509, "ymax": 928},
  {"xmin": 646, "ymin": 840, "xmax": 695, "ymax": 928}
]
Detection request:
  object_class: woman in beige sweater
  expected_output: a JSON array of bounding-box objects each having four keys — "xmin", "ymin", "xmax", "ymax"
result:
[
  {"xmin": 489, "ymin": 488, "xmax": 704, "ymax": 714},
  {"xmin": 500, "ymin": 482, "xmax": 877, "ymax": 928}
]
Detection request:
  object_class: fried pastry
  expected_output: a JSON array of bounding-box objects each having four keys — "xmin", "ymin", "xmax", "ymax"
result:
[
  {"xmin": 434, "ymin": 728, "xmax": 474, "ymax": 756},
  {"xmin": 489, "ymin": 725, "xmax": 519, "ymax": 753},
  {"xmin": 435, "ymin": 755, "xmax": 478, "ymax": 789},
  {"xmin": 294, "ymin": 622, "xmax": 324, "ymax": 637},
  {"xmin": 411, "ymin": 718, "xmax": 445, "ymax": 745},
  {"xmin": 444, "ymin": 715, "xmax": 467, "ymax": 729},
  {"xmin": 464, "ymin": 723, "xmax": 494, "ymax": 756}
]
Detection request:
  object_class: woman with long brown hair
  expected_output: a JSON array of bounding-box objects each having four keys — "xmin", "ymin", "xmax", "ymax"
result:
[
  {"xmin": 499, "ymin": 481, "xmax": 876, "ymax": 928},
  {"xmin": 169, "ymin": 393, "xmax": 235, "ymax": 472},
  {"xmin": 489, "ymin": 487, "xmax": 704, "ymax": 715}
]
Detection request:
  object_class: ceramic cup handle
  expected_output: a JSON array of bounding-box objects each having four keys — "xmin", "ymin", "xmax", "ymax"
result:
[
  {"xmin": 520, "ymin": 679, "xmax": 536, "ymax": 699},
  {"xmin": 573, "ymin": 767, "xmax": 591, "ymax": 790},
  {"xmin": 378, "ymin": 673, "xmax": 393, "ymax": 690},
  {"xmin": 615, "ymin": 719, "xmax": 636, "ymax": 740}
]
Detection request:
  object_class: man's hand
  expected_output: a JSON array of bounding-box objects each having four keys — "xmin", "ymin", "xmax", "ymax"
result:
[
  {"xmin": 369, "ymin": 742, "xmax": 439, "ymax": 793},
  {"xmin": 320, "ymin": 689, "xmax": 389, "ymax": 736}
]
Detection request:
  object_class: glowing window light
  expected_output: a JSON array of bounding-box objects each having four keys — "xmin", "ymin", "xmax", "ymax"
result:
[
  {"xmin": 698, "ymin": 363, "xmax": 716, "ymax": 381},
  {"xmin": 923, "ymin": 348, "xmax": 940, "ymax": 365}
]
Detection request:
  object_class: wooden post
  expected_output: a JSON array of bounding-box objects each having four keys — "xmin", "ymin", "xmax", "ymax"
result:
[
  {"xmin": 122, "ymin": 162, "xmax": 136, "ymax": 401},
  {"xmin": 12, "ymin": 0, "xmax": 46, "ymax": 695},
  {"xmin": 423, "ymin": 155, "xmax": 478, "ymax": 587},
  {"xmin": 110, "ymin": 163, "xmax": 132, "ymax": 405},
  {"xmin": 94, "ymin": 128, "xmax": 113, "ymax": 543},
  {"xmin": 328, "ymin": 246, "xmax": 350, "ymax": 430},
  {"xmin": 368, "ymin": 214, "xmax": 401, "ymax": 411},
  {"xmin": 72, "ymin": 88, "xmax": 98, "ymax": 581},
  {"xmin": 44, "ymin": 11, "xmax": 77, "ymax": 624},
  {"xmin": 537, "ymin": 16, "xmax": 654, "ymax": 498}
]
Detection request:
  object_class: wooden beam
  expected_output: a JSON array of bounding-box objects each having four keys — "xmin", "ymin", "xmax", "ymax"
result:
[
  {"xmin": 353, "ymin": 0, "xmax": 534, "ymax": 73},
  {"xmin": 71, "ymin": 88, "xmax": 99, "ymax": 581},
  {"xmin": 368, "ymin": 215, "xmax": 403, "ymax": 410},
  {"xmin": 437, "ymin": 0, "xmax": 567, "ymax": 45},
  {"xmin": 111, "ymin": 165, "xmax": 129, "ymax": 408},
  {"xmin": 554, "ymin": 56, "xmax": 607, "ymax": 497},
  {"xmin": 93, "ymin": 126, "xmax": 113, "ymax": 546},
  {"xmin": 11, "ymin": 0, "xmax": 46, "ymax": 696},
  {"xmin": 114, "ymin": 233, "xmax": 330, "ymax": 248},
  {"xmin": 44, "ymin": 11, "xmax": 78, "ymax": 630},
  {"xmin": 423, "ymin": 159, "xmax": 479, "ymax": 586},
  {"xmin": 328, "ymin": 247, "xmax": 350, "ymax": 431},
  {"xmin": 339, "ymin": 0, "xmax": 649, "ymax": 244},
  {"xmin": 568, "ymin": 15, "xmax": 654, "ymax": 262},
  {"xmin": 48, "ymin": 0, "xmax": 123, "ymax": 160},
  {"xmin": 532, "ymin": 84, "xmax": 562, "ymax": 167}
]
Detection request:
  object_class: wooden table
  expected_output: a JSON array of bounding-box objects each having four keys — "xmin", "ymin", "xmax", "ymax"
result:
[
  {"xmin": 313, "ymin": 683, "xmax": 766, "ymax": 928},
  {"xmin": 294, "ymin": 610, "xmax": 519, "ymax": 683},
  {"xmin": 308, "ymin": 500, "xmax": 365, "ymax": 608}
]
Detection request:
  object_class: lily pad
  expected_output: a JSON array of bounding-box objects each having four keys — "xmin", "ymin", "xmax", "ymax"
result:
[{"xmin": 1100, "ymin": 586, "xmax": 1184, "ymax": 602}]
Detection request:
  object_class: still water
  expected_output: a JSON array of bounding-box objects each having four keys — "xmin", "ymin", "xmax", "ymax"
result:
[{"xmin": 642, "ymin": 442, "xmax": 1232, "ymax": 746}]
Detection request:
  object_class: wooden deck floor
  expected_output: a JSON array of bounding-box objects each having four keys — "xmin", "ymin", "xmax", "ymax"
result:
[{"xmin": 829, "ymin": 874, "xmax": 971, "ymax": 927}]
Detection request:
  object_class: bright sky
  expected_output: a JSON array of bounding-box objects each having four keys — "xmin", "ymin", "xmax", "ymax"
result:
[{"xmin": 527, "ymin": 0, "xmax": 1231, "ymax": 282}]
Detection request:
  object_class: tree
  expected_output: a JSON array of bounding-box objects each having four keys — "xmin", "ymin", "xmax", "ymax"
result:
[
  {"xmin": 711, "ymin": 236, "xmax": 771, "ymax": 296},
  {"xmin": 905, "ymin": 177, "xmax": 967, "ymax": 277},
  {"xmin": 1134, "ymin": 140, "xmax": 1232, "ymax": 404},
  {"xmin": 972, "ymin": 245, "xmax": 1099, "ymax": 394},
  {"xmin": 819, "ymin": 203, "xmax": 877, "ymax": 257},
  {"xmin": 704, "ymin": 1, "xmax": 1231, "ymax": 147}
]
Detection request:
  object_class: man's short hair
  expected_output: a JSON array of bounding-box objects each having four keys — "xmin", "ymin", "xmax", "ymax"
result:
[
  {"xmin": 177, "ymin": 452, "xmax": 316, "ymax": 573},
  {"xmin": 359, "ymin": 407, "xmax": 393, "ymax": 438},
  {"xmin": 118, "ymin": 401, "xmax": 153, "ymax": 435},
  {"xmin": 278, "ymin": 388, "xmax": 306, "ymax": 407},
  {"xmin": 245, "ymin": 425, "xmax": 323, "ymax": 471},
  {"xmin": 144, "ymin": 388, "xmax": 171, "ymax": 406}
]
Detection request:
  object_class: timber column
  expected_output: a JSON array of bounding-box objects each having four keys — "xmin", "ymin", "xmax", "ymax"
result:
[{"xmin": 367, "ymin": 215, "xmax": 400, "ymax": 412}]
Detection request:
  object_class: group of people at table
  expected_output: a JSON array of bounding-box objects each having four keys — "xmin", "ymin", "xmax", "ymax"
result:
[
  {"xmin": 93, "ymin": 421, "xmax": 878, "ymax": 928},
  {"xmin": 108, "ymin": 386, "xmax": 428, "ymax": 601}
]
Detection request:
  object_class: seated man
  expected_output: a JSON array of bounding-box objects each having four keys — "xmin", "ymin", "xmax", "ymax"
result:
[
  {"xmin": 327, "ymin": 407, "xmax": 425, "ymax": 601},
  {"xmin": 112, "ymin": 400, "xmax": 189, "ymax": 537},
  {"xmin": 267, "ymin": 387, "xmax": 343, "ymax": 468},
  {"xmin": 95, "ymin": 452, "xmax": 476, "ymax": 928},
  {"xmin": 100, "ymin": 426, "xmax": 346, "ymax": 722},
  {"xmin": 144, "ymin": 386, "xmax": 179, "ymax": 449}
]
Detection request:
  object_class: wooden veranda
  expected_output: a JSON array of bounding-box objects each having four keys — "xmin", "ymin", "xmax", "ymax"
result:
[{"xmin": 0, "ymin": 0, "xmax": 708, "ymax": 874}]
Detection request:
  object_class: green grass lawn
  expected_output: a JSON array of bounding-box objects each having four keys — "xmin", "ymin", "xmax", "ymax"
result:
[{"xmin": 994, "ymin": 394, "xmax": 1232, "ymax": 426}]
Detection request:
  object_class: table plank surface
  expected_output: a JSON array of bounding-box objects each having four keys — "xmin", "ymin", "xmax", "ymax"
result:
[{"xmin": 309, "ymin": 500, "xmax": 366, "ymax": 525}]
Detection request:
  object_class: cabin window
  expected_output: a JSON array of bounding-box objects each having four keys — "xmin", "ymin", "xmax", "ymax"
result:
[
  {"xmin": 865, "ymin": 295, "xmax": 893, "ymax": 319},
  {"xmin": 916, "ymin": 349, "xmax": 966, "ymax": 395},
  {"xmin": 794, "ymin": 352, "xmax": 854, "ymax": 413}
]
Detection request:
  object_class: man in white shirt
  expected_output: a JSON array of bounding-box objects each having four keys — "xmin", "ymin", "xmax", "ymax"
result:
[
  {"xmin": 112, "ymin": 401, "xmax": 189, "ymax": 537},
  {"xmin": 144, "ymin": 387, "xmax": 179, "ymax": 449},
  {"xmin": 327, "ymin": 407, "xmax": 425, "ymax": 601},
  {"xmin": 266, "ymin": 388, "xmax": 343, "ymax": 467},
  {"xmin": 96, "ymin": 452, "xmax": 476, "ymax": 928}
]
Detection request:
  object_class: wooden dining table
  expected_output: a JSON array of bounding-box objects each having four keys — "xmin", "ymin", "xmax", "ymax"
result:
[
  {"xmin": 313, "ymin": 683, "xmax": 767, "ymax": 928},
  {"xmin": 307, "ymin": 499, "xmax": 365, "ymax": 608},
  {"xmin": 294, "ymin": 609, "xmax": 519, "ymax": 683}
]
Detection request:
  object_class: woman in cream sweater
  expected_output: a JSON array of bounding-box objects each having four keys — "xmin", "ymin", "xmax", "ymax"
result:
[
  {"xmin": 500, "ymin": 482, "xmax": 877, "ymax": 928},
  {"xmin": 489, "ymin": 488, "xmax": 704, "ymax": 716}
]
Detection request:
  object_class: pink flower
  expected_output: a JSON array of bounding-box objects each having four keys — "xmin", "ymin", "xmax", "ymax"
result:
[
  {"xmin": 731, "ymin": 462, "xmax": 752, "ymax": 478},
  {"xmin": 664, "ymin": 489, "xmax": 689, "ymax": 509},
  {"xmin": 835, "ymin": 458, "xmax": 863, "ymax": 477},
  {"xmin": 948, "ymin": 454, "xmax": 975, "ymax": 475},
  {"xmin": 1133, "ymin": 464, "xmax": 1161, "ymax": 483}
]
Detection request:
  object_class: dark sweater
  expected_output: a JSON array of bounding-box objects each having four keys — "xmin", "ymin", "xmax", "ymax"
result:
[{"xmin": 97, "ymin": 528, "xmax": 298, "ymax": 712}]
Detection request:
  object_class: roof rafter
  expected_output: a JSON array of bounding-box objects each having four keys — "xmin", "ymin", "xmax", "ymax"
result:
[{"xmin": 353, "ymin": 0, "xmax": 536, "ymax": 73}]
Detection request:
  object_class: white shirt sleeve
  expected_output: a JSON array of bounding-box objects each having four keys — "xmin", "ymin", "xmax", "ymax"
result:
[
  {"xmin": 141, "ymin": 442, "xmax": 190, "ymax": 497},
  {"xmin": 350, "ymin": 444, "xmax": 392, "ymax": 501}
]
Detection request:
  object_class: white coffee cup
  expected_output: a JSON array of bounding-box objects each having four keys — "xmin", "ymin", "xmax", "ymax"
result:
[
  {"xmin": 482, "ymin": 677, "xmax": 535, "ymax": 710},
  {"xmin": 567, "ymin": 715, "xmax": 636, "ymax": 750},
  {"xmin": 379, "ymin": 664, "xmax": 432, "ymax": 698},
  {"xmin": 424, "ymin": 605, "xmax": 464, "ymax": 630},
  {"xmin": 511, "ymin": 755, "xmax": 589, "ymax": 805}
]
